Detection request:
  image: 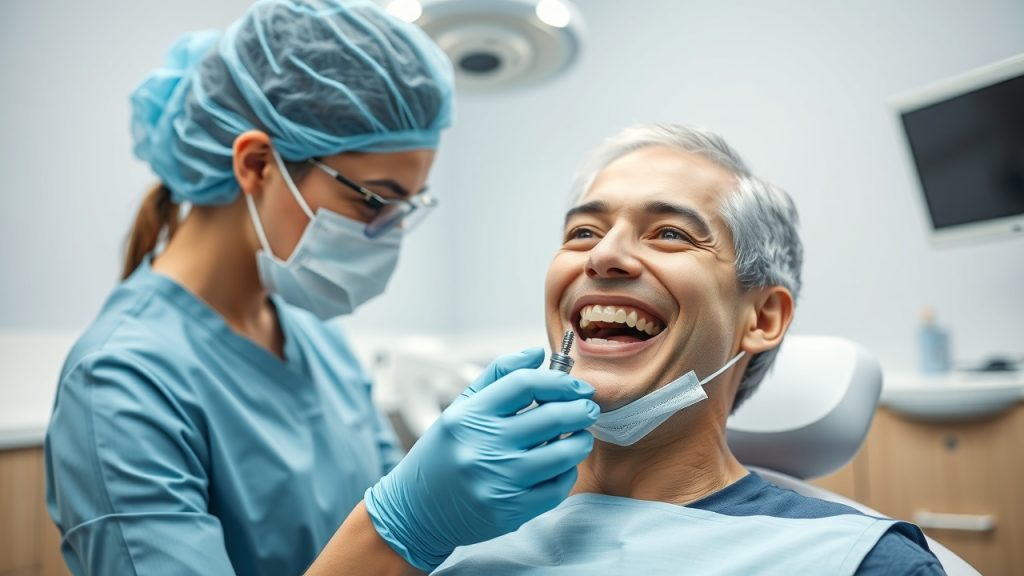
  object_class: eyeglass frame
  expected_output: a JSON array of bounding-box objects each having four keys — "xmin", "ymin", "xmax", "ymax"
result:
[{"xmin": 307, "ymin": 158, "xmax": 438, "ymax": 238}]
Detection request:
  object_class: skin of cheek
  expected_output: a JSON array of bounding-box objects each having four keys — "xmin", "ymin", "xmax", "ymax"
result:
[
  {"xmin": 543, "ymin": 253, "xmax": 575, "ymax": 358},
  {"xmin": 639, "ymin": 262, "xmax": 738, "ymax": 394},
  {"xmin": 257, "ymin": 177, "xmax": 314, "ymax": 260}
]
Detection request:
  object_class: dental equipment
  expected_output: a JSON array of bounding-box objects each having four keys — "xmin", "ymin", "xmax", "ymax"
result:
[{"xmin": 549, "ymin": 331, "xmax": 575, "ymax": 373}]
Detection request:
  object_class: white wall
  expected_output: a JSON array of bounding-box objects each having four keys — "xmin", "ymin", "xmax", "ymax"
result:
[
  {"xmin": 2, "ymin": 0, "xmax": 1022, "ymax": 372},
  {"xmin": 0, "ymin": 0, "xmax": 250, "ymax": 329},
  {"xmin": 439, "ymin": 0, "xmax": 1024, "ymax": 370},
  {"xmin": 0, "ymin": 0, "xmax": 458, "ymax": 335}
]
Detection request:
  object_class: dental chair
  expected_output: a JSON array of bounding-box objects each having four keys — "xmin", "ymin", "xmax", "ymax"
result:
[{"xmin": 726, "ymin": 335, "xmax": 979, "ymax": 576}]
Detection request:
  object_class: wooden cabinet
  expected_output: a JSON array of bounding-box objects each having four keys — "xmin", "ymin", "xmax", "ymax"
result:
[
  {"xmin": 0, "ymin": 448, "xmax": 69, "ymax": 576},
  {"xmin": 811, "ymin": 404, "xmax": 1024, "ymax": 576}
]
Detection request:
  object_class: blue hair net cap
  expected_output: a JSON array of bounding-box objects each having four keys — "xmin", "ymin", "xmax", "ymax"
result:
[{"xmin": 130, "ymin": 0, "xmax": 454, "ymax": 205}]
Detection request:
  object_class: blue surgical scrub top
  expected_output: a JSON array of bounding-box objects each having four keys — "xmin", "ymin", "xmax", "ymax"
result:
[{"xmin": 44, "ymin": 259, "xmax": 403, "ymax": 575}]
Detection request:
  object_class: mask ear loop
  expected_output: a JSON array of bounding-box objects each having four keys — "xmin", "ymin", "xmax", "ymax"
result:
[
  {"xmin": 245, "ymin": 194, "xmax": 275, "ymax": 257},
  {"xmin": 699, "ymin": 350, "xmax": 747, "ymax": 386},
  {"xmin": 271, "ymin": 146, "xmax": 315, "ymax": 220}
]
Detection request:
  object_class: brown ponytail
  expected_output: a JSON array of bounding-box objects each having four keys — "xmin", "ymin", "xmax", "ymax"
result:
[{"xmin": 122, "ymin": 183, "xmax": 181, "ymax": 279}]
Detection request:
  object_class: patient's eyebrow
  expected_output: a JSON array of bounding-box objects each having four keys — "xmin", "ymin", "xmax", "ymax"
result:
[
  {"xmin": 643, "ymin": 200, "xmax": 713, "ymax": 238},
  {"xmin": 564, "ymin": 200, "xmax": 609, "ymax": 224},
  {"xmin": 564, "ymin": 199, "xmax": 713, "ymax": 238}
]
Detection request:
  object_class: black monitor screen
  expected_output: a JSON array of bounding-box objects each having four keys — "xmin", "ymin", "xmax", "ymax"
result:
[{"xmin": 900, "ymin": 74, "xmax": 1024, "ymax": 229}]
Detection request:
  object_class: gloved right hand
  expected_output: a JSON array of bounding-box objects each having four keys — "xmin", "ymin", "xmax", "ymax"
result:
[{"xmin": 364, "ymin": 347, "xmax": 598, "ymax": 572}]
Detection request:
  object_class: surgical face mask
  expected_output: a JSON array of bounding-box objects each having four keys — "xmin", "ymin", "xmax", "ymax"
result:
[
  {"xmin": 244, "ymin": 149, "xmax": 402, "ymax": 319},
  {"xmin": 589, "ymin": 351, "xmax": 746, "ymax": 446}
]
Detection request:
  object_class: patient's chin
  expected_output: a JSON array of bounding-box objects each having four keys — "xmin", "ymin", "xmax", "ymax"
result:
[
  {"xmin": 571, "ymin": 358, "xmax": 670, "ymax": 408},
  {"xmin": 583, "ymin": 376, "xmax": 646, "ymax": 412}
]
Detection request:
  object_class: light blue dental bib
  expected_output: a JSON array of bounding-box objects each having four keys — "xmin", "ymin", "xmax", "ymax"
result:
[{"xmin": 434, "ymin": 489, "xmax": 898, "ymax": 575}]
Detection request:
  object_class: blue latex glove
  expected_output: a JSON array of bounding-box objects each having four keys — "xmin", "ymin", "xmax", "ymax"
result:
[{"xmin": 364, "ymin": 347, "xmax": 599, "ymax": 572}]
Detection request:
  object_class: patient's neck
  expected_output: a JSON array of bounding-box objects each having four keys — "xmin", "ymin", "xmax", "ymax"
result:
[{"xmin": 572, "ymin": 404, "xmax": 748, "ymax": 505}]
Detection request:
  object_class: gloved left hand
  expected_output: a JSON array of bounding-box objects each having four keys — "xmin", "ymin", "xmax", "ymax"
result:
[{"xmin": 364, "ymin": 347, "xmax": 598, "ymax": 572}]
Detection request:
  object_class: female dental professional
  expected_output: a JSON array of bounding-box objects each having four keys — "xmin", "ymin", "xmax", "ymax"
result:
[{"xmin": 43, "ymin": 2, "xmax": 599, "ymax": 575}]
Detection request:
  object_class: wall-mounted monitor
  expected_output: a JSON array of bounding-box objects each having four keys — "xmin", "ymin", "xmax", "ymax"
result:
[{"xmin": 891, "ymin": 53, "xmax": 1024, "ymax": 248}]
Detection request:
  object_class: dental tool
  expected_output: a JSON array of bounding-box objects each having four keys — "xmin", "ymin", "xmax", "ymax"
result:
[
  {"xmin": 548, "ymin": 330, "xmax": 575, "ymax": 373},
  {"xmin": 517, "ymin": 331, "xmax": 577, "ymax": 417}
]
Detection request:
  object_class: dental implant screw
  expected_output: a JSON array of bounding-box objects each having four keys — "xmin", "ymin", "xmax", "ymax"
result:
[
  {"xmin": 559, "ymin": 330, "xmax": 574, "ymax": 355},
  {"xmin": 549, "ymin": 330, "xmax": 575, "ymax": 373}
]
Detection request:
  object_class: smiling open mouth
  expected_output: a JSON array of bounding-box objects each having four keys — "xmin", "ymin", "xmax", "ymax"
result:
[{"xmin": 576, "ymin": 304, "xmax": 664, "ymax": 344}]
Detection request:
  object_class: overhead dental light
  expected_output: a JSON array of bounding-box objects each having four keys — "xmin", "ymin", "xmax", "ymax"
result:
[
  {"xmin": 386, "ymin": 0, "xmax": 585, "ymax": 92},
  {"xmin": 386, "ymin": 0, "xmax": 425, "ymax": 22}
]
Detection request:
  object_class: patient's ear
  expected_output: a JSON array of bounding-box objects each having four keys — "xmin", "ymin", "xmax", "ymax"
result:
[{"xmin": 740, "ymin": 286, "xmax": 794, "ymax": 355}]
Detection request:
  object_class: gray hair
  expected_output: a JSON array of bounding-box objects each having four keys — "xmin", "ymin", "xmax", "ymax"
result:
[{"xmin": 569, "ymin": 124, "xmax": 803, "ymax": 411}]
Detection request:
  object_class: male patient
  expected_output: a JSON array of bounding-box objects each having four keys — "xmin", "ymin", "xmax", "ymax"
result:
[{"xmin": 434, "ymin": 124, "xmax": 944, "ymax": 575}]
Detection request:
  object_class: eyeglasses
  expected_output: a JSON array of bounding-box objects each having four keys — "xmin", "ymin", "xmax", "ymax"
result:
[{"xmin": 308, "ymin": 158, "xmax": 438, "ymax": 238}]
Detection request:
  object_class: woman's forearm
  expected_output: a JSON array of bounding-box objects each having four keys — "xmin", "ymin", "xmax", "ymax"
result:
[{"xmin": 306, "ymin": 501, "xmax": 425, "ymax": 576}]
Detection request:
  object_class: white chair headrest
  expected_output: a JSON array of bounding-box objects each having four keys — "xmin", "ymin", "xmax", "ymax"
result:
[{"xmin": 726, "ymin": 335, "xmax": 882, "ymax": 479}]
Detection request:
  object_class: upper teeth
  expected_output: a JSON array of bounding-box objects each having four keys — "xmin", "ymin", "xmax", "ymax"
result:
[{"xmin": 579, "ymin": 305, "xmax": 662, "ymax": 336}]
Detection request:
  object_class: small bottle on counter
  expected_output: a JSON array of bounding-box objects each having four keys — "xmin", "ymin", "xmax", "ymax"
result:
[{"xmin": 919, "ymin": 307, "xmax": 951, "ymax": 374}]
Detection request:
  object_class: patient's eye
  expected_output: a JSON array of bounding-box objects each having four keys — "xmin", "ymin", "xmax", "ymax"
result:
[
  {"xmin": 655, "ymin": 227, "xmax": 692, "ymax": 242},
  {"xmin": 561, "ymin": 224, "xmax": 598, "ymax": 247},
  {"xmin": 564, "ymin": 226, "xmax": 598, "ymax": 244}
]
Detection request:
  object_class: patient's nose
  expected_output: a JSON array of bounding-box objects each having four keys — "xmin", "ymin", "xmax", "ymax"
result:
[{"xmin": 585, "ymin": 231, "xmax": 641, "ymax": 279}]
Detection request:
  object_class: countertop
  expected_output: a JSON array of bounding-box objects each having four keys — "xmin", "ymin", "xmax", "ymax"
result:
[
  {"xmin": 0, "ymin": 331, "xmax": 78, "ymax": 450},
  {"xmin": 0, "ymin": 329, "xmax": 420, "ymax": 450}
]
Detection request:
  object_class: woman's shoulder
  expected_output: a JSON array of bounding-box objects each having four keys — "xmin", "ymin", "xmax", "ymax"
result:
[{"xmin": 61, "ymin": 272, "xmax": 208, "ymax": 389}]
